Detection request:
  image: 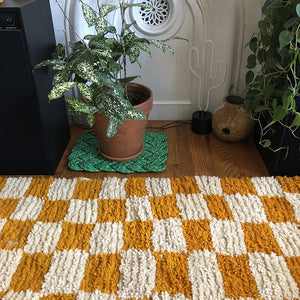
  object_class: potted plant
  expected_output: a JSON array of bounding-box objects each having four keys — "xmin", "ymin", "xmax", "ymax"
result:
[
  {"xmin": 245, "ymin": 0, "xmax": 300, "ymax": 175},
  {"xmin": 35, "ymin": 0, "xmax": 184, "ymax": 161}
]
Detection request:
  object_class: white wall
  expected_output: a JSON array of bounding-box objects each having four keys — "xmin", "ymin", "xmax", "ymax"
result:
[{"xmin": 49, "ymin": 0, "xmax": 264, "ymax": 120}]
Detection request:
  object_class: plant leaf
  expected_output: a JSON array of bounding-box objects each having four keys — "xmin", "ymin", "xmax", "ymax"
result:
[
  {"xmin": 105, "ymin": 26, "xmax": 117, "ymax": 34},
  {"xmin": 262, "ymin": 139, "xmax": 272, "ymax": 148},
  {"xmin": 90, "ymin": 49, "xmax": 112, "ymax": 59},
  {"xmin": 257, "ymin": 49, "xmax": 267, "ymax": 64},
  {"xmin": 84, "ymin": 34, "xmax": 95, "ymax": 40},
  {"xmin": 296, "ymin": 3, "xmax": 300, "ymax": 17},
  {"xmin": 137, "ymin": 42, "xmax": 151, "ymax": 56},
  {"xmin": 150, "ymin": 40, "xmax": 174, "ymax": 54},
  {"xmin": 284, "ymin": 17, "xmax": 299, "ymax": 29},
  {"xmin": 279, "ymin": 30, "xmax": 293, "ymax": 50},
  {"xmin": 247, "ymin": 54, "xmax": 257, "ymax": 69},
  {"xmin": 128, "ymin": 46, "xmax": 141, "ymax": 64},
  {"xmin": 272, "ymin": 105, "xmax": 286, "ymax": 123},
  {"xmin": 119, "ymin": 76, "xmax": 140, "ymax": 83},
  {"xmin": 126, "ymin": 108, "xmax": 146, "ymax": 120},
  {"xmin": 65, "ymin": 97, "xmax": 97, "ymax": 114},
  {"xmin": 107, "ymin": 118, "xmax": 120, "ymax": 138},
  {"xmin": 88, "ymin": 39, "xmax": 110, "ymax": 51},
  {"xmin": 96, "ymin": 93, "xmax": 128, "ymax": 122},
  {"xmin": 86, "ymin": 114, "xmax": 95, "ymax": 126},
  {"xmin": 108, "ymin": 60, "xmax": 122, "ymax": 73},
  {"xmin": 95, "ymin": 18, "xmax": 107, "ymax": 34},
  {"xmin": 76, "ymin": 62, "xmax": 113, "ymax": 87},
  {"xmin": 48, "ymin": 82, "xmax": 76, "ymax": 100},
  {"xmin": 71, "ymin": 41, "xmax": 87, "ymax": 52},
  {"xmin": 249, "ymin": 37, "xmax": 258, "ymax": 53},
  {"xmin": 34, "ymin": 59, "xmax": 65, "ymax": 71},
  {"xmin": 291, "ymin": 112, "xmax": 300, "ymax": 128},
  {"xmin": 80, "ymin": 1, "xmax": 98, "ymax": 27},
  {"xmin": 123, "ymin": 3, "xmax": 151, "ymax": 9},
  {"xmin": 263, "ymin": 81, "xmax": 274, "ymax": 99},
  {"xmin": 52, "ymin": 72, "xmax": 64, "ymax": 85},
  {"xmin": 77, "ymin": 83, "xmax": 93, "ymax": 101},
  {"xmin": 76, "ymin": 62, "xmax": 98, "ymax": 82},
  {"xmin": 99, "ymin": 4, "xmax": 117, "ymax": 16},
  {"xmin": 255, "ymin": 105, "xmax": 269, "ymax": 113},
  {"xmin": 275, "ymin": 62, "xmax": 285, "ymax": 70},
  {"xmin": 246, "ymin": 70, "xmax": 254, "ymax": 84},
  {"xmin": 282, "ymin": 91, "xmax": 292, "ymax": 110}
]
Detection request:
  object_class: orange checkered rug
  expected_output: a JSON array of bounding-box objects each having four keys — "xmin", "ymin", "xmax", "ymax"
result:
[{"xmin": 0, "ymin": 175, "xmax": 299, "ymax": 300}]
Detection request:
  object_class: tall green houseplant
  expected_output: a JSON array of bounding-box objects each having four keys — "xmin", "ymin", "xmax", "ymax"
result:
[
  {"xmin": 35, "ymin": 0, "xmax": 182, "ymax": 138},
  {"xmin": 245, "ymin": 0, "xmax": 300, "ymax": 156}
]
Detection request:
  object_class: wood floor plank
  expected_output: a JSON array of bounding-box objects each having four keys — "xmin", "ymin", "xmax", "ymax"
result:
[{"xmin": 55, "ymin": 121, "xmax": 269, "ymax": 178}]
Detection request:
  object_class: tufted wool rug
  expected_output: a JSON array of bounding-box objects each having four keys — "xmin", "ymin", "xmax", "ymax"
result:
[{"xmin": 0, "ymin": 175, "xmax": 299, "ymax": 300}]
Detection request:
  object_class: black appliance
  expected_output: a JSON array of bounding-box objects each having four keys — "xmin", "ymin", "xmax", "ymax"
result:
[{"xmin": 0, "ymin": 0, "xmax": 70, "ymax": 175}]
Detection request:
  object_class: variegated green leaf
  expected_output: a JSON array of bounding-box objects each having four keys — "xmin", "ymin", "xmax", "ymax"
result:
[
  {"xmin": 77, "ymin": 83, "xmax": 93, "ymax": 101},
  {"xmin": 65, "ymin": 97, "xmax": 96, "ymax": 114},
  {"xmin": 137, "ymin": 42, "xmax": 151, "ymax": 56},
  {"xmin": 76, "ymin": 62, "xmax": 100, "ymax": 84},
  {"xmin": 106, "ymin": 38, "xmax": 116, "ymax": 47},
  {"xmin": 96, "ymin": 93, "xmax": 128, "ymax": 121},
  {"xmin": 123, "ymin": 3, "xmax": 151, "ymax": 9},
  {"xmin": 52, "ymin": 72, "xmax": 64, "ymax": 85},
  {"xmin": 65, "ymin": 97, "xmax": 90, "ymax": 114},
  {"xmin": 71, "ymin": 41, "xmax": 88, "ymax": 52},
  {"xmin": 107, "ymin": 118, "xmax": 120, "ymax": 138},
  {"xmin": 90, "ymin": 83, "xmax": 105, "ymax": 98},
  {"xmin": 86, "ymin": 114, "xmax": 95, "ymax": 126},
  {"xmin": 99, "ymin": 4, "xmax": 117, "ymax": 17},
  {"xmin": 108, "ymin": 60, "xmax": 122, "ymax": 72},
  {"xmin": 95, "ymin": 18, "xmax": 107, "ymax": 34},
  {"xmin": 113, "ymin": 83, "xmax": 126, "ymax": 99},
  {"xmin": 88, "ymin": 39, "xmax": 110, "ymax": 50},
  {"xmin": 34, "ymin": 59, "xmax": 65, "ymax": 71},
  {"xmin": 54, "ymin": 43, "xmax": 66, "ymax": 58},
  {"xmin": 128, "ymin": 46, "xmax": 140, "ymax": 64},
  {"xmin": 127, "ymin": 108, "xmax": 147, "ymax": 120},
  {"xmin": 150, "ymin": 40, "xmax": 174, "ymax": 54},
  {"xmin": 80, "ymin": 1, "xmax": 98, "ymax": 27},
  {"xmin": 62, "ymin": 66, "xmax": 74, "ymax": 82},
  {"xmin": 90, "ymin": 49, "xmax": 112, "ymax": 59},
  {"xmin": 105, "ymin": 26, "xmax": 117, "ymax": 34},
  {"xmin": 83, "ymin": 34, "xmax": 95, "ymax": 40},
  {"xmin": 48, "ymin": 82, "xmax": 76, "ymax": 101},
  {"xmin": 124, "ymin": 32, "xmax": 136, "ymax": 47}
]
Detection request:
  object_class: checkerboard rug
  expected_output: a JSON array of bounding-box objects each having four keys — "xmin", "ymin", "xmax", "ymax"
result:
[{"xmin": 0, "ymin": 176, "xmax": 299, "ymax": 300}]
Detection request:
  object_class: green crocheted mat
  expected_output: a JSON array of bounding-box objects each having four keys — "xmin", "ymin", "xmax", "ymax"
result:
[{"xmin": 68, "ymin": 131, "xmax": 168, "ymax": 173}]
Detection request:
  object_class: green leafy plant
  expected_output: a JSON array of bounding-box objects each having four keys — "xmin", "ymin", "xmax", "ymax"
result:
[
  {"xmin": 35, "ymin": 0, "xmax": 184, "ymax": 138},
  {"xmin": 245, "ymin": 0, "xmax": 300, "ymax": 154}
]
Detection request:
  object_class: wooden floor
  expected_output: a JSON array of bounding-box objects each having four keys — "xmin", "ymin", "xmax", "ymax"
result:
[{"xmin": 55, "ymin": 121, "xmax": 269, "ymax": 179}]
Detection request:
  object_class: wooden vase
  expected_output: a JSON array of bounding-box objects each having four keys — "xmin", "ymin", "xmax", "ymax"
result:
[{"xmin": 212, "ymin": 95, "xmax": 255, "ymax": 142}]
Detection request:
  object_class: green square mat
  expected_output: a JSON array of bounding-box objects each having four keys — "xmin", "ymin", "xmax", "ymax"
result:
[{"xmin": 68, "ymin": 131, "xmax": 168, "ymax": 173}]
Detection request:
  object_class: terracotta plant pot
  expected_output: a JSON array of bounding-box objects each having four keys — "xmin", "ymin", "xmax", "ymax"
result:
[
  {"xmin": 212, "ymin": 95, "xmax": 255, "ymax": 142},
  {"xmin": 93, "ymin": 82, "xmax": 153, "ymax": 161}
]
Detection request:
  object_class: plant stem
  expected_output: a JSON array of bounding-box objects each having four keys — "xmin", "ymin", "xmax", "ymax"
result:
[
  {"xmin": 120, "ymin": 1, "xmax": 128, "ymax": 99},
  {"xmin": 55, "ymin": 0, "xmax": 86, "ymax": 46}
]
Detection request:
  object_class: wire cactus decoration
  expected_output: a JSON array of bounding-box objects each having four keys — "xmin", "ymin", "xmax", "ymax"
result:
[{"xmin": 189, "ymin": 39, "xmax": 227, "ymax": 112}]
